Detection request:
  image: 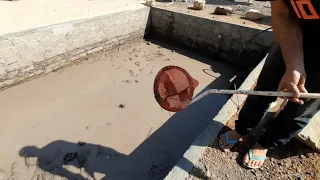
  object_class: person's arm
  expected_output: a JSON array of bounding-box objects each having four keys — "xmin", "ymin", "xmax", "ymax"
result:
[{"xmin": 271, "ymin": 0, "xmax": 308, "ymax": 104}]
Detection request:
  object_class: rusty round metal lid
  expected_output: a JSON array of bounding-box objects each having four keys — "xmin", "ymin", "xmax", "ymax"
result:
[{"xmin": 153, "ymin": 65, "xmax": 199, "ymax": 112}]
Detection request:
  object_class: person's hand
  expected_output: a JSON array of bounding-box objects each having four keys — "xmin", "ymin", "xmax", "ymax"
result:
[{"xmin": 278, "ymin": 68, "xmax": 307, "ymax": 104}]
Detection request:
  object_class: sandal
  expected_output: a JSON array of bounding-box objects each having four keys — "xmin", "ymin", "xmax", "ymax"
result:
[
  {"xmin": 219, "ymin": 131, "xmax": 240, "ymax": 152},
  {"xmin": 243, "ymin": 149, "xmax": 267, "ymax": 169}
]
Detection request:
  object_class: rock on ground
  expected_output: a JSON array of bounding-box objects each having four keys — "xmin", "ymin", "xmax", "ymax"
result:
[
  {"xmin": 193, "ymin": 0, "xmax": 206, "ymax": 10},
  {"xmin": 245, "ymin": 9, "xmax": 264, "ymax": 21},
  {"xmin": 213, "ymin": 6, "xmax": 233, "ymax": 15}
]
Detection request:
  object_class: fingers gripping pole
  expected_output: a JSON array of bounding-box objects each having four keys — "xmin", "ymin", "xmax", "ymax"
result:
[{"xmin": 191, "ymin": 89, "xmax": 320, "ymax": 104}]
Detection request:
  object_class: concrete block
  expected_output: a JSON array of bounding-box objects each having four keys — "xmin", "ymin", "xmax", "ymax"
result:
[{"xmin": 297, "ymin": 110, "xmax": 320, "ymax": 152}]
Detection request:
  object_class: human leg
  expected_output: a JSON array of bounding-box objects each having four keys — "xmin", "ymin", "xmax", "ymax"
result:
[
  {"xmin": 244, "ymin": 45, "xmax": 320, "ymax": 169},
  {"xmin": 219, "ymin": 44, "xmax": 285, "ymax": 151}
]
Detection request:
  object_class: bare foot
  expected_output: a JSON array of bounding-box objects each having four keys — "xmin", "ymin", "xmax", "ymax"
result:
[
  {"xmin": 243, "ymin": 143, "xmax": 268, "ymax": 169},
  {"xmin": 219, "ymin": 129, "xmax": 241, "ymax": 152}
]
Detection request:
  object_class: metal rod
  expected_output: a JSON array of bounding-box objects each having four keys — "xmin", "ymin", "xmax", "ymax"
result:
[{"xmin": 192, "ymin": 89, "xmax": 320, "ymax": 103}]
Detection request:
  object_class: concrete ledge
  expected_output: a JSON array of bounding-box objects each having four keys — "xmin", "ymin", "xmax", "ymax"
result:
[
  {"xmin": 164, "ymin": 55, "xmax": 267, "ymax": 180},
  {"xmin": 0, "ymin": 7, "xmax": 150, "ymax": 89},
  {"xmin": 151, "ymin": 7, "xmax": 274, "ymax": 71},
  {"xmin": 297, "ymin": 108, "xmax": 320, "ymax": 152}
]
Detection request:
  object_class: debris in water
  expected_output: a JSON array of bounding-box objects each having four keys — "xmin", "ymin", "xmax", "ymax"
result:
[
  {"xmin": 118, "ymin": 104, "xmax": 126, "ymax": 109},
  {"xmin": 156, "ymin": 51, "xmax": 163, "ymax": 56},
  {"xmin": 123, "ymin": 80, "xmax": 131, "ymax": 83},
  {"xmin": 135, "ymin": 61, "xmax": 140, "ymax": 66},
  {"xmin": 129, "ymin": 70, "xmax": 138, "ymax": 77},
  {"xmin": 63, "ymin": 153, "xmax": 78, "ymax": 164},
  {"xmin": 78, "ymin": 141, "xmax": 86, "ymax": 146}
]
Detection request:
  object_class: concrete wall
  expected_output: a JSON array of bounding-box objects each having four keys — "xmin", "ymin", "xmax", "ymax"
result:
[
  {"xmin": 151, "ymin": 7, "xmax": 275, "ymax": 70},
  {"xmin": 0, "ymin": 7, "xmax": 150, "ymax": 89}
]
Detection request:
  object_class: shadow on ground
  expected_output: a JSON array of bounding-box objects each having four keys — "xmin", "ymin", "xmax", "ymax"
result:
[{"xmin": 18, "ymin": 37, "xmax": 246, "ymax": 180}]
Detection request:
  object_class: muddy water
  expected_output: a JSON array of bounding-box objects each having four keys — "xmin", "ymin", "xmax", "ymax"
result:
[{"xmin": 0, "ymin": 39, "xmax": 240, "ymax": 180}]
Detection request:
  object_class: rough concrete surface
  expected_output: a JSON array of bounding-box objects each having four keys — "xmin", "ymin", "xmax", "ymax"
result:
[
  {"xmin": 151, "ymin": 6, "xmax": 273, "ymax": 70},
  {"xmin": 0, "ymin": 0, "xmax": 146, "ymax": 36},
  {"xmin": 0, "ymin": 6, "xmax": 150, "ymax": 90},
  {"xmin": 0, "ymin": 38, "xmax": 240, "ymax": 180}
]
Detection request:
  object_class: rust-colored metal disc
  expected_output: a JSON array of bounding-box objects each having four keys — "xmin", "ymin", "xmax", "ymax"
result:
[{"xmin": 153, "ymin": 66, "xmax": 199, "ymax": 112}]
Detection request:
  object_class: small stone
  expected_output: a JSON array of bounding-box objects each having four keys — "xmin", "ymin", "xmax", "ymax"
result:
[
  {"xmin": 135, "ymin": 80, "xmax": 139, "ymax": 83},
  {"xmin": 297, "ymin": 175, "xmax": 304, "ymax": 180},
  {"xmin": 147, "ymin": 42, "xmax": 150, "ymax": 45},
  {"xmin": 245, "ymin": 9, "xmax": 264, "ymax": 21},
  {"xmin": 86, "ymin": 126, "xmax": 91, "ymax": 129},
  {"xmin": 129, "ymin": 57, "xmax": 133, "ymax": 61},
  {"xmin": 300, "ymin": 155, "xmax": 306, "ymax": 159},
  {"xmin": 214, "ymin": 6, "xmax": 233, "ymax": 15},
  {"xmin": 251, "ymin": 171, "xmax": 257, "ymax": 176},
  {"xmin": 106, "ymin": 123, "xmax": 111, "ymax": 126},
  {"xmin": 193, "ymin": 0, "xmax": 206, "ymax": 10}
]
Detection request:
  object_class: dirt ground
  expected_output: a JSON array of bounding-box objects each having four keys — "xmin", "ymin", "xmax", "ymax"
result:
[
  {"xmin": 0, "ymin": 37, "xmax": 241, "ymax": 180},
  {"xmin": 187, "ymin": 99, "xmax": 320, "ymax": 180}
]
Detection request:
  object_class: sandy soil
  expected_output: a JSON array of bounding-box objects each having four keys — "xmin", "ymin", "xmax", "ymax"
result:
[
  {"xmin": 0, "ymin": 0, "xmax": 145, "ymax": 36},
  {"xmin": 0, "ymin": 37, "xmax": 240, "ymax": 180}
]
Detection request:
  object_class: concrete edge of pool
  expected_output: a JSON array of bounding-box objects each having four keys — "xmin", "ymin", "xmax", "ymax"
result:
[{"xmin": 164, "ymin": 55, "xmax": 267, "ymax": 180}]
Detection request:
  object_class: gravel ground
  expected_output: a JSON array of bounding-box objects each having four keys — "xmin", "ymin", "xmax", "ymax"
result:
[
  {"xmin": 188, "ymin": 139, "xmax": 320, "ymax": 180},
  {"xmin": 187, "ymin": 100, "xmax": 320, "ymax": 180}
]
